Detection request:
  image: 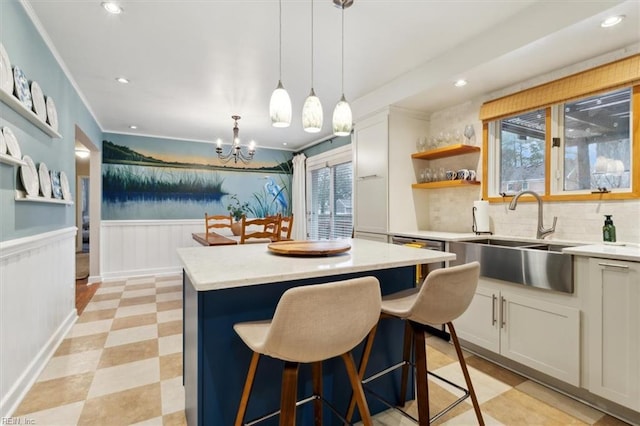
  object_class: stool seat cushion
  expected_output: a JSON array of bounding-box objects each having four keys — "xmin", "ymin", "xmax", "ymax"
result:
[
  {"xmin": 234, "ymin": 277, "xmax": 382, "ymax": 363},
  {"xmin": 382, "ymin": 262, "xmax": 480, "ymax": 326},
  {"xmin": 380, "ymin": 287, "xmax": 419, "ymax": 317}
]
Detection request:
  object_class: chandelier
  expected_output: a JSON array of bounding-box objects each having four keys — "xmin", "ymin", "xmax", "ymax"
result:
[{"xmin": 215, "ymin": 115, "xmax": 256, "ymax": 165}]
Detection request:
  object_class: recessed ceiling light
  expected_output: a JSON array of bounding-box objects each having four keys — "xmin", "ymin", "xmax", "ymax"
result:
[
  {"xmin": 282, "ymin": 142, "xmax": 288, "ymax": 146},
  {"xmin": 116, "ymin": 77, "xmax": 129, "ymax": 84},
  {"xmin": 600, "ymin": 15, "xmax": 624, "ymax": 28},
  {"xmin": 454, "ymin": 79, "xmax": 468, "ymax": 87},
  {"xmin": 102, "ymin": 2, "xmax": 123, "ymax": 14},
  {"xmin": 129, "ymin": 125, "xmax": 137, "ymax": 129}
]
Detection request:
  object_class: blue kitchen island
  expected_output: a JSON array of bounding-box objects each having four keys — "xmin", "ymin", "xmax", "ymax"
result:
[{"xmin": 178, "ymin": 238, "xmax": 455, "ymax": 425}]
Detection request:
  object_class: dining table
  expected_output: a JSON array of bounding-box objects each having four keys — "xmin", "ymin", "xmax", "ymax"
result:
[
  {"xmin": 191, "ymin": 231, "xmax": 237, "ymax": 246},
  {"xmin": 177, "ymin": 238, "xmax": 456, "ymax": 425}
]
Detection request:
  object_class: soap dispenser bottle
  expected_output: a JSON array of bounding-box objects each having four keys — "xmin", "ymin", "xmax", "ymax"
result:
[{"xmin": 603, "ymin": 215, "xmax": 616, "ymax": 242}]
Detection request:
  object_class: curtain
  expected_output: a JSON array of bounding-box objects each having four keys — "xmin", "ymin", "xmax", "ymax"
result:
[{"xmin": 291, "ymin": 153, "xmax": 307, "ymax": 240}]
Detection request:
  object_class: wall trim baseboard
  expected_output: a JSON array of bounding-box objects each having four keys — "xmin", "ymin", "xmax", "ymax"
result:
[{"xmin": 1, "ymin": 309, "xmax": 77, "ymax": 418}]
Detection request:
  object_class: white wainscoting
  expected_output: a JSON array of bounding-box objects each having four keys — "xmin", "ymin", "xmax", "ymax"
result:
[
  {"xmin": 101, "ymin": 220, "xmax": 203, "ymax": 280},
  {"xmin": 0, "ymin": 227, "xmax": 77, "ymax": 417}
]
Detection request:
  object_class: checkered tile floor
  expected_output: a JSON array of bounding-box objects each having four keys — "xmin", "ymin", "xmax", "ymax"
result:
[{"xmin": 12, "ymin": 275, "xmax": 631, "ymax": 425}]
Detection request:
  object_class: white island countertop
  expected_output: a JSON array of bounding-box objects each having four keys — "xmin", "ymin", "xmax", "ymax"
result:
[{"xmin": 177, "ymin": 238, "xmax": 455, "ymax": 291}]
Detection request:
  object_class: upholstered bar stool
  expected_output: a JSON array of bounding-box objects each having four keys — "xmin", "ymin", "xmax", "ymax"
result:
[
  {"xmin": 346, "ymin": 262, "xmax": 484, "ymax": 426},
  {"xmin": 234, "ymin": 276, "xmax": 382, "ymax": 426}
]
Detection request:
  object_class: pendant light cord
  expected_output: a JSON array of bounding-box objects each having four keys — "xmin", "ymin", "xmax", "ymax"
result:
[
  {"xmin": 279, "ymin": 0, "xmax": 282, "ymax": 81},
  {"xmin": 310, "ymin": 0, "xmax": 314, "ymax": 88},
  {"xmin": 341, "ymin": 6, "xmax": 344, "ymax": 95}
]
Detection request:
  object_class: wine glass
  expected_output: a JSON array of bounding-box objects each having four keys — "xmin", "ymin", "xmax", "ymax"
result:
[{"xmin": 464, "ymin": 124, "xmax": 475, "ymax": 145}]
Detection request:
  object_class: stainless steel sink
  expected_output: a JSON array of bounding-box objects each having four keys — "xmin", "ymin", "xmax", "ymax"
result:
[{"xmin": 449, "ymin": 239, "xmax": 573, "ymax": 293}]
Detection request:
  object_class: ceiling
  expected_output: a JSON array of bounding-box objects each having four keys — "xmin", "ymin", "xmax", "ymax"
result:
[{"xmin": 25, "ymin": 0, "xmax": 639, "ymax": 151}]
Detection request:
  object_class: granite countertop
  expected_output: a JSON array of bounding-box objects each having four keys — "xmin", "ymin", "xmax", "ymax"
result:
[{"xmin": 177, "ymin": 238, "xmax": 455, "ymax": 291}]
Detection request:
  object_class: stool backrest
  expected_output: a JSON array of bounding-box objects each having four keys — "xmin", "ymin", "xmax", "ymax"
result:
[
  {"xmin": 409, "ymin": 262, "xmax": 480, "ymax": 325},
  {"xmin": 264, "ymin": 277, "xmax": 382, "ymax": 363}
]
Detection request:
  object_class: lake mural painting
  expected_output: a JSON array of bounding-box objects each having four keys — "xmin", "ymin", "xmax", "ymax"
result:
[{"xmin": 102, "ymin": 138, "xmax": 293, "ymax": 220}]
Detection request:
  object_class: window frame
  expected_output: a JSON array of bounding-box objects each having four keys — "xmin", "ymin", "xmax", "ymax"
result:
[
  {"xmin": 483, "ymin": 84, "xmax": 639, "ymax": 203},
  {"xmin": 305, "ymin": 145, "xmax": 353, "ymax": 239}
]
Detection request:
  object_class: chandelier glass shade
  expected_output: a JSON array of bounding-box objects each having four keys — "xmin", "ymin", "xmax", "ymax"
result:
[
  {"xmin": 215, "ymin": 115, "xmax": 256, "ymax": 165},
  {"xmin": 270, "ymin": 80, "xmax": 292, "ymax": 128},
  {"xmin": 303, "ymin": 89, "xmax": 323, "ymax": 133},
  {"xmin": 332, "ymin": 94, "xmax": 352, "ymax": 136}
]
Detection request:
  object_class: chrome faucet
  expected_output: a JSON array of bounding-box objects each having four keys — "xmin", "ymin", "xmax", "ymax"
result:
[{"xmin": 508, "ymin": 190, "xmax": 557, "ymax": 239}]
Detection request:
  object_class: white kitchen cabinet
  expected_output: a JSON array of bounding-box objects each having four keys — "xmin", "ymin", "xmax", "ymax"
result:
[
  {"xmin": 587, "ymin": 258, "xmax": 639, "ymax": 410},
  {"xmin": 353, "ymin": 107, "xmax": 429, "ymax": 236},
  {"xmin": 456, "ymin": 280, "xmax": 580, "ymax": 386},
  {"xmin": 353, "ymin": 112, "xmax": 389, "ymax": 235},
  {"xmin": 354, "ymin": 231, "xmax": 389, "ymax": 243}
]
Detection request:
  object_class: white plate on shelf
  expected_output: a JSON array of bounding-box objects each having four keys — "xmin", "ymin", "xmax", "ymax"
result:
[
  {"xmin": 0, "ymin": 129, "xmax": 6, "ymax": 155},
  {"xmin": 59, "ymin": 171, "xmax": 71, "ymax": 200},
  {"xmin": 20, "ymin": 155, "xmax": 39, "ymax": 197},
  {"xmin": 50, "ymin": 170, "xmax": 62, "ymax": 199},
  {"xmin": 30, "ymin": 81, "xmax": 46, "ymax": 122},
  {"xmin": 46, "ymin": 96, "xmax": 58, "ymax": 131},
  {"xmin": 38, "ymin": 162, "xmax": 52, "ymax": 198},
  {"xmin": 2, "ymin": 126, "xmax": 21, "ymax": 159},
  {"xmin": 13, "ymin": 66, "xmax": 32, "ymax": 110},
  {"xmin": 0, "ymin": 43, "xmax": 13, "ymax": 94}
]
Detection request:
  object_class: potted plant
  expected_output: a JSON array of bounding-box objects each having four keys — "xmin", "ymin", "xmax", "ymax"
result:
[{"xmin": 226, "ymin": 194, "xmax": 249, "ymax": 235}]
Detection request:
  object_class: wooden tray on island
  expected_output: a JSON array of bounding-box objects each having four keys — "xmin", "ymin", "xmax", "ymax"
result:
[{"xmin": 267, "ymin": 240, "xmax": 351, "ymax": 256}]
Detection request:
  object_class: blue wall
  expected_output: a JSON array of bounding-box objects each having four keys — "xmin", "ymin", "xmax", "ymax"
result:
[
  {"xmin": 300, "ymin": 135, "xmax": 351, "ymax": 158},
  {"xmin": 0, "ymin": 0, "xmax": 102, "ymax": 242}
]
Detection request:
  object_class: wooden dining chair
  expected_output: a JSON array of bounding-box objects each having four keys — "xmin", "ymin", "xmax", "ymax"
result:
[
  {"xmin": 279, "ymin": 214, "xmax": 294, "ymax": 241},
  {"xmin": 205, "ymin": 213, "xmax": 232, "ymax": 239},
  {"xmin": 240, "ymin": 214, "xmax": 281, "ymax": 244}
]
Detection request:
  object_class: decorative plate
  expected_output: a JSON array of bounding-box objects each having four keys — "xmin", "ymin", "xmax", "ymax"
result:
[
  {"xmin": 20, "ymin": 155, "xmax": 39, "ymax": 197},
  {"xmin": 2, "ymin": 126, "xmax": 21, "ymax": 159},
  {"xmin": 45, "ymin": 96, "xmax": 58, "ymax": 131},
  {"xmin": 30, "ymin": 81, "xmax": 46, "ymax": 122},
  {"xmin": 38, "ymin": 162, "xmax": 52, "ymax": 198},
  {"xmin": 50, "ymin": 170, "xmax": 62, "ymax": 199},
  {"xmin": 0, "ymin": 129, "xmax": 6, "ymax": 155},
  {"xmin": 0, "ymin": 43, "xmax": 13, "ymax": 94},
  {"xmin": 59, "ymin": 171, "xmax": 71, "ymax": 200},
  {"xmin": 13, "ymin": 66, "xmax": 32, "ymax": 110}
]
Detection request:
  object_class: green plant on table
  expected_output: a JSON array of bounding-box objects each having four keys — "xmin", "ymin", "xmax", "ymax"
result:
[{"xmin": 226, "ymin": 194, "xmax": 250, "ymax": 221}]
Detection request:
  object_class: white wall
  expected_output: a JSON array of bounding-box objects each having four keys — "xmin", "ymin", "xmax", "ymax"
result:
[
  {"xmin": 101, "ymin": 220, "xmax": 202, "ymax": 280},
  {"xmin": 0, "ymin": 228, "xmax": 77, "ymax": 417}
]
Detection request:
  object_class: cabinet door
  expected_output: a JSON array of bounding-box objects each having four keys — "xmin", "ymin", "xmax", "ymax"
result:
[
  {"xmin": 455, "ymin": 286, "xmax": 500, "ymax": 353},
  {"xmin": 354, "ymin": 115, "xmax": 388, "ymax": 179},
  {"xmin": 355, "ymin": 178, "xmax": 387, "ymax": 233},
  {"xmin": 588, "ymin": 259, "xmax": 639, "ymax": 410},
  {"xmin": 500, "ymin": 291, "xmax": 580, "ymax": 386}
]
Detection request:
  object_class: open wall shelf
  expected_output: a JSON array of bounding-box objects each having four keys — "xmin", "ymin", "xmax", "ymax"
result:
[
  {"xmin": 411, "ymin": 144, "xmax": 480, "ymax": 160},
  {"xmin": 0, "ymin": 153, "xmax": 26, "ymax": 166},
  {"xmin": 0, "ymin": 89, "xmax": 62, "ymax": 138},
  {"xmin": 15, "ymin": 190, "xmax": 73, "ymax": 205},
  {"xmin": 412, "ymin": 180, "xmax": 481, "ymax": 189}
]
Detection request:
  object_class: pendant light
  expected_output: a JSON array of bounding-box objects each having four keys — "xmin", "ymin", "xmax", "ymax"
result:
[
  {"xmin": 269, "ymin": 0, "xmax": 292, "ymax": 128},
  {"xmin": 302, "ymin": 0, "xmax": 323, "ymax": 133},
  {"xmin": 332, "ymin": 1, "xmax": 352, "ymax": 136}
]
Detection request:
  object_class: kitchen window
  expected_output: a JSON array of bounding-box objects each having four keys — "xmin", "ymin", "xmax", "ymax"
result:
[
  {"xmin": 481, "ymin": 55, "xmax": 639, "ymax": 202},
  {"xmin": 556, "ymin": 88, "xmax": 631, "ymax": 193},
  {"xmin": 306, "ymin": 145, "xmax": 353, "ymax": 239}
]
